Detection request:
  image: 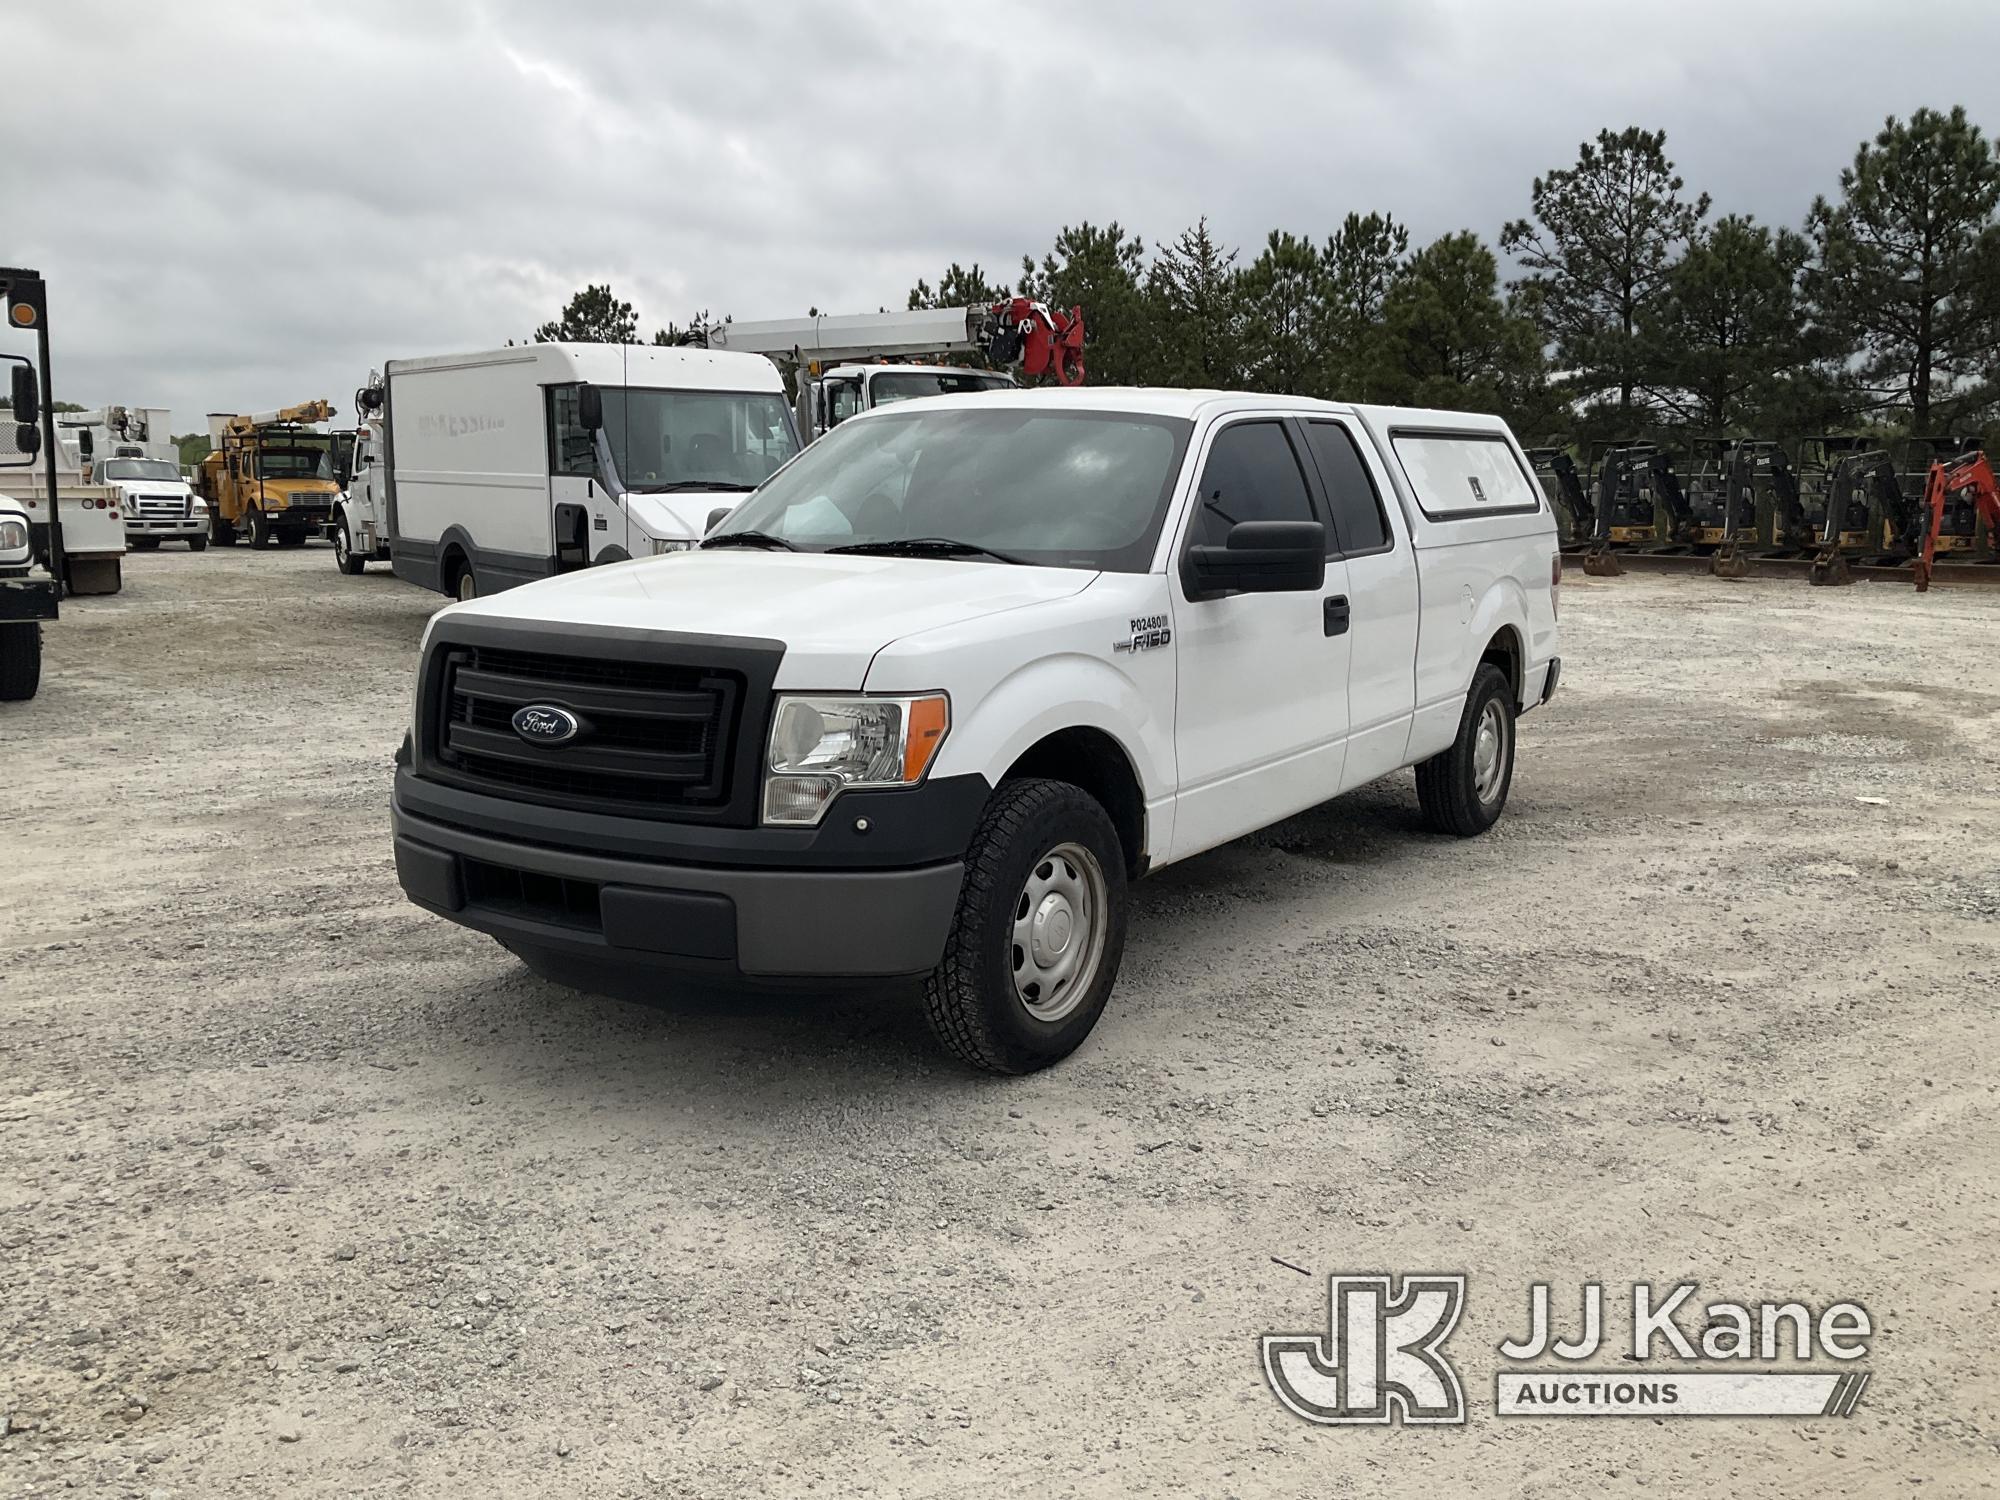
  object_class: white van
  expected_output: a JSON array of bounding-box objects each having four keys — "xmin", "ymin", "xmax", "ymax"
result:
[
  {"xmin": 391, "ymin": 389, "xmax": 1561, "ymax": 1071},
  {"xmin": 345, "ymin": 343, "xmax": 800, "ymax": 599}
]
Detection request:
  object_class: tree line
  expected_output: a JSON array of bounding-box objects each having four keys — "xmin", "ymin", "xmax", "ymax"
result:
[{"xmin": 536, "ymin": 106, "xmax": 2000, "ymax": 447}]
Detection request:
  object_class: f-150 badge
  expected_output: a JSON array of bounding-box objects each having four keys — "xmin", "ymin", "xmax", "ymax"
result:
[{"xmin": 1114, "ymin": 614, "xmax": 1172, "ymax": 654}]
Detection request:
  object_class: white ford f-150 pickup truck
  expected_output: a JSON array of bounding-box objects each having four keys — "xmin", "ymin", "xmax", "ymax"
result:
[{"xmin": 392, "ymin": 389, "xmax": 1561, "ymax": 1073}]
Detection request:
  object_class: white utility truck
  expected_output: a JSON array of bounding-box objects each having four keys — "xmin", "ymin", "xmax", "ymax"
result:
[
  {"xmin": 330, "ymin": 344, "xmax": 800, "ymax": 597},
  {"xmin": 1, "ymin": 269, "xmax": 63, "ymax": 699},
  {"xmin": 391, "ymin": 389, "xmax": 1563, "ymax": 1073},
  {"xmin": 0, "ymin": 430, "xmax": 125, "ymax": 595},
  {"xmin": 56, "ymin": 407, "xmax": 207, "ymax": 549}
]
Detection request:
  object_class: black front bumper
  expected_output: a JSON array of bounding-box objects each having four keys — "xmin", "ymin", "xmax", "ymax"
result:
[
  {"xmin": 391, "ymin": 770, "xmax": 985, "ymax": 979},
  {"xmin": 0, "ymin": 575, "xmax": 59, "ymax": 623}
]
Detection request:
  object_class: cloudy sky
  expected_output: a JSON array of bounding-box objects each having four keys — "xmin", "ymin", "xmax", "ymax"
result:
[{"xmin": 6, "ymin": 0, "xmax": 1997, "ymax": 429}]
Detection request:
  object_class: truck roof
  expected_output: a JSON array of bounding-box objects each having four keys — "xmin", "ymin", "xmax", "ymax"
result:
[
  {"xmin": 836, "ymin": 385, "xmax": 1519, "ymax": 434},
  {"xmin": 383, "ymin": 342, "xmax": 785, "ymax": 393}
]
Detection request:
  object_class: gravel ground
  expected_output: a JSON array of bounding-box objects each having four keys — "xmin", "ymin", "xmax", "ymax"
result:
[{"xmin": 3, "ymin": 545, "xmax": 1997, "ymax": 1498}]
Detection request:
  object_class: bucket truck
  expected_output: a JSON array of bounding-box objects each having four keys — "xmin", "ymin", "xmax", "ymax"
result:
[
  {"xmin": 193, "ymin": 399, "xmax": 342, "ymax": 547},
  {"xmin": 57, "ymin": 406, "xmax": 206, "ymax": 550}
]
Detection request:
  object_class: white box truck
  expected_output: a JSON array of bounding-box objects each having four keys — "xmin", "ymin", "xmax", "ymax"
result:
[
  {"xmin": 332, "ymin": 344, "xmax": 800, "ymax": 598},
  {"xmin": 391, "ymin": 388, "xmax": 1562, "ymax": 1073}
]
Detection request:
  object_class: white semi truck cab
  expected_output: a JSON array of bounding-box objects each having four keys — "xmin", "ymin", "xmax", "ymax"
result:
[{"xmin": 391, "ymin": 389, "xmax": 1562, "ymax": 1072}]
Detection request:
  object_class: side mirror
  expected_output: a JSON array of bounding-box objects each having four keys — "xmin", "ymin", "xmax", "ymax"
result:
[
  {"xmin": 1184, "ymin": 520, "xmax": 1326, "ymax": 599},
  {"xmin": 7, "ymin": 361, "xmax": 36, "ymax": 424},
  {"xmin": 11, "ymin": 423, "xmax": 37, "ymax": 459},
  {"xmin": 577, "ymin": 384, "xmax": 602, "ymax": 432},
  {"xmin": 705, "ymin": 505, "xmax": 733, "ymax": 533},
  {"xmin": 77, "ymin": 429, "xmax": 93, "ymax": 458}
]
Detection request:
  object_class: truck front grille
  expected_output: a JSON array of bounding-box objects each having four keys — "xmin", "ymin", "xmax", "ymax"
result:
[
  {"xmin": 423, "ymin": 639, "xmax": 773, "ymax": 824},
  {"xmin": 136, "ymin": 495, "xmax": 190, "ymax": 518}
]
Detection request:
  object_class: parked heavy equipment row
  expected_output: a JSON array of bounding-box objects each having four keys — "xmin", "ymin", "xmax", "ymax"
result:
[{"xmin": 1548, "ymin": 435, "xmax": 2000, "ymax": 590}]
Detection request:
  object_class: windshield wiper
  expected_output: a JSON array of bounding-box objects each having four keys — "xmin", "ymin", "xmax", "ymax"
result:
[
  {"xmin": 638, "ymin": 480, "xmax": 757, "ymax": 493},
  {"xmin": 827, "ymin": 537, "xmax": 1026, "ymax": 565},
  {"xmin": 701, "ymin": 530, "xmax": 798, "ymax": 551}
]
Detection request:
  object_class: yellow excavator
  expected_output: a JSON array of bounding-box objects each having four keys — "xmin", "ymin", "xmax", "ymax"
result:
[{"xmin": 195, "ymin": 398, "xmax": 341, "ymax": 547}]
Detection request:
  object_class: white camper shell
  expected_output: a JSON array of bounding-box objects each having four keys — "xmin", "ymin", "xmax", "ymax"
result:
[{"xmin": 359, "ymin": 343, "xmax": 799, "ymax": 599}]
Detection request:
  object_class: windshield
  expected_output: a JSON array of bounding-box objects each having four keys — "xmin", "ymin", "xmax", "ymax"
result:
[
  {"xmin": 868, "ymin": 370, "xmax": 1015, "ymax": 407},
  {"xmin": 99, "ymin": 458, "xmax": 180, "ymax": 483},
  {"xmin": 603, "ymin": 388, "xmax": 799, "ymax": 491},
  {"xmin": 710, "ymin": 406, "xmax": 1193, "ymax": 572},
  {"xmin": 259, "ymin": 447, "xmax": 333, "ymax": 480}
]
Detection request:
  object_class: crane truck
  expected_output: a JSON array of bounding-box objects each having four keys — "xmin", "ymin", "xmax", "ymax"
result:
[
  {"xmin": 194, "ymin": 399, "xmax": 341, "ymax": 547},
  {"xmin": 708, "ymin": 299, "xmax": 1086, "ymax": 440}
]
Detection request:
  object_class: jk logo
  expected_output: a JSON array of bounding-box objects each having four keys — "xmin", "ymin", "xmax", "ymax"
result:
[{"xmin": 1262, "ymin": 1274, "xmax": 1467, "ymax": 1425}]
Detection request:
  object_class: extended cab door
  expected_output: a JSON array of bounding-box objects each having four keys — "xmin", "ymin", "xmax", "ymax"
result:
[
  {"xmin": 1297, "ymin": 417, "xmax": 1420, "ymax": 789},
  {"xmin": 1167, "ymin": 416, "xmax": 1353, "ymax": 861},
  {"xmin": 547, "ymin": 384, "xmax": 625, "ymax": 568}
]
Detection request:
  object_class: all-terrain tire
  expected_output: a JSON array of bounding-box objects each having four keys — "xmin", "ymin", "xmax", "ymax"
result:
[
  {"xmin": 0, "ymin": 624, "xmax": 42, "ymax": 701},
  {"xmin": 922, "ymin": 777, "xmax": 1128, "ymax": 1075},
  {"xmin": 1415, "ymin": 663, "xmax": 1516, "ymax": 837}
]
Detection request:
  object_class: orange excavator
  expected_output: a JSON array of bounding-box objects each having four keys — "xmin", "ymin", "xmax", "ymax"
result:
[{"xmin": 1915, "ymin": 450, "xmax": 2000, "ymax": 592}]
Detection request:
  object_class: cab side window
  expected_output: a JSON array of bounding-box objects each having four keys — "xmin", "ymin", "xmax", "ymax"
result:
[
  {"xmin": 548, "ymin": 385, "xmax": 597, "ymax": 477},
  {"xmin": 1187, "ymin": 421, "xmax": 1316, "ymax": 549},
  {"xmin": 1303, "ymin": 421, "xmax": 1391, "ymax": 554}
]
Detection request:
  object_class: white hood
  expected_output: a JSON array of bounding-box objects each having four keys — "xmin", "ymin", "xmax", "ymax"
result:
[
  {"xmin": 447, "ymin": 549, "xmax": 1099, "ymax": 689},
  {"xmin": 624, "ymin": 490, "xmax": 746, "ymax": 543}
]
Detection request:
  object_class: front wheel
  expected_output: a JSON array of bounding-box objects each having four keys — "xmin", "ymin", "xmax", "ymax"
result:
[
  {"xmin": 332, "ymin": 517, "xmax": 365, "ymax": 574},
  {"xmin": 1415, "ymin": 663, "xmax": 1516, "ymax": 837},
  {"xmin": 923, "ymin": 778, "xmax": 1128, "ymax": 1074},
  {"xmin": 0, "ymin": 624, "xmax": 41, "ymax": 701},
  {"xmin": 210, "ymin": 511, "xmax": 237, "ymax": 546},
  {"xmin": 130, "ymin": 535, "xmax": 161, "ymax": 551},
  {"xmin": 186, "ymin": 533, "xmax": 208, "ymax": 552},
  {"xmin": 277, "ymin": 529, "xmax": 307, "ymax": 548},
  {"xmin": 249, "ymin": 508, "xmax": 273, "ymax": 546}
]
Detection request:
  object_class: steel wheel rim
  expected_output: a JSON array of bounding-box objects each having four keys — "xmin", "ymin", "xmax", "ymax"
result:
[
  {"xmin": 456, "ymin": 572, "xmax": 477, "ymax": 601},
  {"xmin": 1010, "ymin": 840, "xmax": 1108, "ymax": 1023},
  {"xmin": 1472, "ymin": 699, "xmax": 1509, "ymax": 805}
]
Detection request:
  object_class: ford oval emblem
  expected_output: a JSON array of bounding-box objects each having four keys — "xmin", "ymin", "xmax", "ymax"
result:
[{"xmin": 511, "ymin": 704, "xmax": 581, "ymax": 745}]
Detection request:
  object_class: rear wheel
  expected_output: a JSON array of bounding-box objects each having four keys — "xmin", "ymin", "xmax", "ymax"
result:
[
  {"xmin": 0, "ymin": 624, "xmax": 40, "ymax": 701},
  {"xmin": 448, "ymin": 557, "xmax": 478, "ymax": 601},
  {"xmin": 923, "ymin": 778, "xmax": 1128, "ymax": 1074},
  {"xmin": 1415, "ymin": 664, "xmax": 1515, "ymax": 837}
]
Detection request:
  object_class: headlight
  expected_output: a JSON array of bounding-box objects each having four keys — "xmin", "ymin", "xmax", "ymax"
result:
[
  {"xmin": 651, "ymin": 538, "xmax": 692, "ymax": 556},
  {"xmin": 0, "ymin": 517, "xmax": 28, "ymax": 554},
  {"xmin": 762, "ymin": 694, "xmax": 949, "ymax": 826}
]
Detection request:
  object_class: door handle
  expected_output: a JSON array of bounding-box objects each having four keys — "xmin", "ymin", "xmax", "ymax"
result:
[{"xmin": 1324, "ymin": 594, "xmax": 1350, "ymax": 637}]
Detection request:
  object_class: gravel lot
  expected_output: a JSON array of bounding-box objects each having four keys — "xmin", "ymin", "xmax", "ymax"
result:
[{"xmin": 3, "ymin": 546, "xmax": 1997, "ymax": 1498}]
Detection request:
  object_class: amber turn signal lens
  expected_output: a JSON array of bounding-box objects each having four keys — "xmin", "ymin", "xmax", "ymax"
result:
[{"xmin": 902, "ymin": 695, "xmax": 949, "ymax": 782}]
